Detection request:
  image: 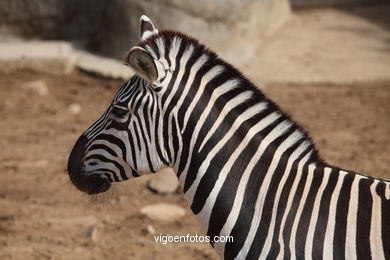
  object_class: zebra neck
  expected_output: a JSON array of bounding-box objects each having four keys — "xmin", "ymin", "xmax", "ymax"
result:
[
  {"xmin": 169, "ymin": 74, "xmax": 320, "ymax": 239},
  {"xmin": 172, "ymin": 100, "xmax": 318, "ymax": 233}
]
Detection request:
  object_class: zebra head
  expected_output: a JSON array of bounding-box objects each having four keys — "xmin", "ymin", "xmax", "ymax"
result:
[{"xmin": 68, "ymin": 16, "xmax": 171, "ymax": 194}]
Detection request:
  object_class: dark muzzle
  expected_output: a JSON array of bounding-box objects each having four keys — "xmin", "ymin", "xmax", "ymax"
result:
[{"xmin": 67, "ymin": 134, "xmax": 111, "ymax": 194}]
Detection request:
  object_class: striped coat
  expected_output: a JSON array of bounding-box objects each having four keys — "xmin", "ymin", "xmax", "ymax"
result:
[{"xmin": 67, "ymin": 15, "xmax": 390, "ymax": 259}]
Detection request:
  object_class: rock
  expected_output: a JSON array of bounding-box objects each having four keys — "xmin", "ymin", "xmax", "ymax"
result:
[
  {"xmin": 291, "ymin": 0, "xmax": 377, "ymax": 8},
  {"xmin": 0, "ymin": 215, "xmax": 15, "ymax": 221},
  {"xmin": 0, "ymin": 41, "xmax": 77, "ymax": 75},
  {"xmin": 76, "ymin": 50, "xmax": 132, "ymax": 80},
  {"xmin": 140, "ymin": 203, "xmax": 185, "ymax": 222},
  {"xmin": 45, "ymin": 216, "xmax": 97, "ymax": 225},
  {"xmin": 21, "ymin": 80, "xmax": 49, "ymax": 96},
  {"xmin": 147, "ymin": 168, "xmax": 179, "ymax": 194},
  {"xmin": 143, "ymin": 224, "xmax": 156, "ymax": 235},
  {"xmin": 0, "ymin": 0, "xmax": 108, "ymax": 40},
  {"xmin": 0, "ymin": 0, "xmax": 292, "ymax": 67},
  {"xmin": 86, "ymin": 226, "xmax": 98, "ymax": 241},
  {"xmin": 88, "ymin": 0, "xmax": 292, "ymax": 66},
  {"xmin": 34, "ymin": 160, "xmax": 49, "ymax": 167},
  {"xmin": 68, "ymin": 103, "xmax": 82, "ymax": 114}
]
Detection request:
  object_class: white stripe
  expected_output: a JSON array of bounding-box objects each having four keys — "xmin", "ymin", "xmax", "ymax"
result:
[
  {"xmin": 181, "ymin": 65, "xmax": 225, "ymax": 132},
  {"xmin": 165, "ymin": 45, "xmax": 194, "ymax": 158},
  {"xmin": 163, "ymin": 44, "xmax": 194, "ymax": 111},
  {"xmin": 182, "ymin": 103, "xmax": 272, "ymax": 203},
  {"xmin": 156, "ymin": 37, "xmax": 165, "ymax": 59},
  {"xmin": 345, "ymin": 174, "xmax": 363, "ymax": 260},
  {"xmin": 173, "ymin": 54, "xmax": 209, "ymax": 113},
  {"xmin": 133, "ymin": 117, "xmax": 150, "ymax": 171},
  {"xmin": 178, "ymin": 99, "xmax": 270, "ymax": 188},
  {"xmin": 256, "ymin": 132, "xmax": 309, "ymax": 259},
  {"xmin": 278, "ymin": 150, "xmax": 315, "ymax": 259},
  {"xmin": 86, "ymin": 78, "xmax": 134, "ymax": 137},
  {"xmin": 87, "ymin": 138, "xmax": 125, "ymax": 162},
  {"xmin": 322, "ymin": 170, "xmax": 348, "ymax": 260},
  {"xmin": 198, "ymin": 90, "xmax": 257, "ymax": 151},
  {"xmin": 169, "ymin": 37, "xmax": 182, "ymax": 70},
  {"xmin": 85, "ymin": 150, "xmax": 133, "ymax": 181},
  {"xmin": 155, "ymin": 39, "xmax": 182, "ymax": 163},
  {"xmin": 85, "ymin": 161, "xmax": 118, "ymax": 181},
  {"xmin": 370, "ymin": 180, "xmax": 386, "ymax": 260},
  {"xmin": 304, "ymin": 167, "xmax": 331, "ymax": 259},
  {"xmin": 193, "ymin": 111, "xmax": 280, "ymax": 237},
  {"xmin": 234, "ymin": 120, "xmax": 293, "ymax": 259},
  {"xmin": 289, "ymin": 164, "xmax": 315, "ymax": 259},
  {"xmin": 217, "ymin": 144, "xmax": 310, "ymax": 260},
  {"xmin": 137, "ymin": 94, "xmax": 153, "ymax": 144},
  {"xmin": 156, "ymin": 93, "xmax": 169, "ymax": 162},
  {"xmin": 172, "ymin": 54, "xmax": 208, "ymax": 164},
  {"xmin": 145, "ymin": 45, "xmax": 158, "ymax": 60},
  {"xmin": 148, "ymin": 93, "xmax": 162, "ymax": 168}
]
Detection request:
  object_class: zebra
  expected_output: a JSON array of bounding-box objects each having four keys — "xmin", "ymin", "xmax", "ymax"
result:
[{"xmin": 67, "ymin": 15, "xmax": 390, "ymax": 259}]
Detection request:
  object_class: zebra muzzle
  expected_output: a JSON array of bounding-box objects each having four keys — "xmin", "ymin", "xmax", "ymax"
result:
[{"xmin": 67, "ymin": 134, "xmax": 111, "ymax": 194}]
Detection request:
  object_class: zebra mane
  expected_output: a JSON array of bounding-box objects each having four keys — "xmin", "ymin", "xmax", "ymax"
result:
[{"xmin": 133, "ymin": 30, "xmax": 322, "ymax": 163}]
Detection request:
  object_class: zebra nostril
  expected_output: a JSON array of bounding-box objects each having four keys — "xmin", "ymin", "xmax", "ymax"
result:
[
  {"xmin": 86, "ymin": 175, "xmax": 111, "ymax": 194},
  {"xmin": 88, "ymin": 162, "xmax": 98, "ymax": 166}
]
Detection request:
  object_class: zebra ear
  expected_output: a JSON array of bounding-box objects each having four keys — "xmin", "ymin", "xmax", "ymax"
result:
[
  {"xmin": 140, "ymin": 15, "xmax": 158, "ymax": 41},
  {"xmin": 127, "ymin": 46, "xmax": 158, "ymax": 83}
]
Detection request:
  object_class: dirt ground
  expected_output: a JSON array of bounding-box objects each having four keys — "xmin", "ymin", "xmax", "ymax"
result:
[{"xmin": 0, "ymin": 71, "xmax": 389, "ymax": 260}]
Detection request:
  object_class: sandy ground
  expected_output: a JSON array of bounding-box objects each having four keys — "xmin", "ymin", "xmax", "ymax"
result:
[
  {"xmin": 0, "ymin": 70, "xmax": 388, "ymax": 260},
  {"xmin": 0, "ymin": 4, "xmax": 389, "ymax": 260},
  {"xmin": 245, "ymin": 5, "xmax": 390, "ymax": 85}
]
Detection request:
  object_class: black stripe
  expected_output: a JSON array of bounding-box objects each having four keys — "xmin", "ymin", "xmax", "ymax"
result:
[
  {"xmin": 84, "ymin": 154, "xmax": 127, "ymax": 181},
  {"xmin": 164, "ymin": 37, "xmax": 172, "ymax": 68},
  {"xmin": 333, "ymin": 171, "xmax": 354, "ymax": 260},
  {"xmin": 206, "ymin": 125, "xmax": 265, "ymax": 245},
  {"xmin": 356, "ymin": 177, "xmax": 373, "ymax": 260},
  {"xmin": 246, "ymin": 141, "xmax": 303, "ymax": 259},
  {"xmin": 195, "ymin": 86, "xmax": 250, "ymax": 153},
  {"xmin": 281, "ymin": 158, "xmax": 308, "ymax": 259},
  {"xmin": 102, "ymin": 172, "xmax": 114, "ymax": 183},
  {"xmin": 89, "ymin": 144, "xmax": 118, "ymax": 157},
  {"xmin": 191, "ymin": 114, "xmax": 255, "ymax": 214},
  {"xmin": 135, "ymin": 115, "xmax": 155, "ymax": 172},
  {"xmin": 92, "ymin": 134, "xmax": 127, "ymax": 163},
  {"xmin": 126, "ymin": 129, "xmax": 138, "ymax": 171},
  {"xmin": 176, "ymin": 57, "xmax": 216, "ymax": 133},
  {"xmin": 290, "ymin": 166, "xmax": 324, "ymax": 259},
  {"xmin": 161, "ymin": 42, "xmax": 186, "ymax": 163},
  {"xmin": 269, "ymin": 147, "xmax": 310, "ymax": 258},
  {"xmin": 142, "ymin": 96, "xmax": 152, "ymax": 142},
  {"xmin": 132, "ymin": 121, "xmax": 142, "ymax": 152},
  {"xmin": 184, "ymin": 110, "xmax": 282, "ymax": 193},
  {"xmin": 153, "ymin": 105, "xmax": 169, "ymax": 166},
  {"xmin": 311, "ymin": 168, "xmax": 338, "ymax": 259},
  {"xmin": 376, "ymin": 182, "xmax": 390, "ymax": 260},
  {"xmin": 223, "ymin": 118, "xmax": 285, "ymax": 259},
  {"xmin": 161, "ymin": 39, "xmax": 186, "ymax": 106},
  {"xmin": 171, "ymin": 116, "xmax": 180, "ymax": 164}
]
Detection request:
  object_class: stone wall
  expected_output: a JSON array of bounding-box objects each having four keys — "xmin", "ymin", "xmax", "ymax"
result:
[
  {"xmin": 0, "ymin": 0, "xmax": 292, "ymax": 66},
  {"xmin": 291, "ymin": 0, "xmax": 387, "ymax": 7}
]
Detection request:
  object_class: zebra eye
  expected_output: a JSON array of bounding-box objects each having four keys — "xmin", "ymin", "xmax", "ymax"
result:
[{"xmin": 111, "ymin": 105, "xmax": 128, "ymax": 118}]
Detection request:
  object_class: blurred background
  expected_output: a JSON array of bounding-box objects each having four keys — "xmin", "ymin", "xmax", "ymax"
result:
[{"xmin": 0, "ymin": 0, "xmax": 389, "ymax": 259}]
